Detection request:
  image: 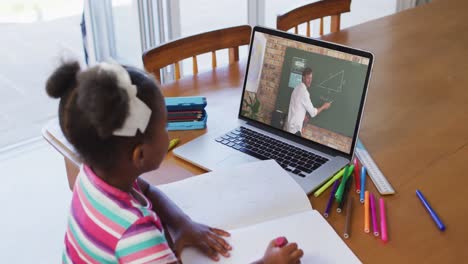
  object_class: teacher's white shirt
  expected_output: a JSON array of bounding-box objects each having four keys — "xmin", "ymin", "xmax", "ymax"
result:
[{"xmin": 285, "ymin": 82, "xmax": 318, "ymax": 134}]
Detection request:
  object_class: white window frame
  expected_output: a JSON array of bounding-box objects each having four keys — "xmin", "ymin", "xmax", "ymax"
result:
[
  {"xmin": 248, "ymin": 0, "xmax": 265, "ymax": 26},
  {"xmin": 83, "ymin": 0, "xmax": 265, "ymax": 80}
]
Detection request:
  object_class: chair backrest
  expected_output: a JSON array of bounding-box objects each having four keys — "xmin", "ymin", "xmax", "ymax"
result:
[
  {"xmin": 277, "ymin": 0, "xmax": 351, "ymax": 37},
  {"xmin": 143, "ymin": 25, "xmax": 252, "ymax": 82}
]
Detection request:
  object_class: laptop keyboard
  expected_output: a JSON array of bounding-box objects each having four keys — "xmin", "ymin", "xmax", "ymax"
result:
[{"xmin": 215, "ymin": 127, "xmax": 329, "ymax": 177}]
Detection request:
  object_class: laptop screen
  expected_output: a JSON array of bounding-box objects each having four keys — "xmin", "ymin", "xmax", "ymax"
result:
[{"xmin": 240, "ymin": 27, "xmax": 372, "ymax": 155}]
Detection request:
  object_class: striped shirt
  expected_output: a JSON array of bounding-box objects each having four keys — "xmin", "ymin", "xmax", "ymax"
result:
[{"xmin": 63, "ymin": 165, "xmax": 177, "ymax": 264}]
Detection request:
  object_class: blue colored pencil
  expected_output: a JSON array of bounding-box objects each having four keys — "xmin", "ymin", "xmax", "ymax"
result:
[
  {"xmin": 360, "ymin": 166, "xmax": 366, "ymax": 203},
  {"xmin": 416, "ymin": 189, "xmax": 446, "ymax": 231}
]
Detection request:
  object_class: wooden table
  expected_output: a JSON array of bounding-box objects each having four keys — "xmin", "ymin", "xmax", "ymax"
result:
[
  {"xmin": 317, "ymin": 0, "xmax": 468, "ymax": 262},
  {"xmin": 43, "ymin": 0, "xmax": 468, "ymax": 262}
]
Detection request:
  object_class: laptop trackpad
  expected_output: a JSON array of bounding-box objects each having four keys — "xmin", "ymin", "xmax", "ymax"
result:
[{"xmin": 216, "ymin": 154, "xmax": 257, "ymax": 168}]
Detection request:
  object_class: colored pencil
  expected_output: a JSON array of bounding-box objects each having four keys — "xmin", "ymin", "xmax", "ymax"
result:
[
  {"xmin": 360, "ymin": 166, "xmax": 366, "ymax": 203},
  {"xmin": 364, "ymin": 191, "xmax": 370, "ymax": 233},
  {"xmin": 380, "ymin": 198, "xmax": 388, "ymax": 243},
  {"xmin": 416, "ymin": 189, "xmax": 446, "ymax": 231},
  {"xmin": 168, "ymin": 138, "xmax": 180, "ymax": 151},
  {"xmin": 337, "ymin": 176, "xmax": 353, "ymax": 213},
  {"xmin": 353, "ymin": 158, "xmax": 361, "ymax": 193},
  {"xmin": 324, "ymin": 180, "xmax": 340, "ymax": 218},
  {"xmin": 335, "ymin": 165, "xmax": 354, "ymax": 202},
  {"xmin": 370, "ymin": 192, "xmax": 379, "ymax": 237},
  {"xmin": 313, "ymin": 167, "xmax": 346, "ymax": 197},
  {"xmin": 344, "ymin": 197, "xmax": 353, "ymax": 239}
]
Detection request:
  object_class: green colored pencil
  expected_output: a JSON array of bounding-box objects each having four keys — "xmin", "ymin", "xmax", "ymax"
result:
[{"xmin": 335, "ymin": 164, "xmax": 355, "ymax": 202}]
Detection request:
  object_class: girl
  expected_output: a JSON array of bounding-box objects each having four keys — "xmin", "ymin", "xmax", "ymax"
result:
[{"xmin": 46, "ymin": 61, "xmax": 303, "ymax": 264}]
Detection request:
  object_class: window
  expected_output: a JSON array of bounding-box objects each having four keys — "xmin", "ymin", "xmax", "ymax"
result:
[
  {"xmin": 0, "ymin": 0, "xmax": 84, "ymax": 150},
  {"xmin": 178, "ymin": 0, "xmax": 248, "ymax": 75},
  {"xmin": 111, "ymin": 0, "xmax": 143, "ymax": 67}
]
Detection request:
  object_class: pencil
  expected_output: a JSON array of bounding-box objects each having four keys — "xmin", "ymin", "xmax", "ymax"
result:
[
  {"xmin": 313, "ymin": 167, "xmax": 346, "ymax": 197},
  {"xmin": 353, "ymin": 158, "xmax": 361, "ymax": 193},
  {"xmin": 324, "ymin": 180, "xmax": 340, "ymax": 218},
  {"xmin": 344, "ymin": 197, "xmax": 353, "ymax": 239},
  {"xmin": 380, "ymin": 198, "xmax": 388, "ymax": 243},
  {"xmin": 337, "ymin": 176, "xmax": 353, "ymax": 213},
  {"xmin": 416, "ymin": 189, "xmax": 446, "ymax": 231},
  {"xmin": 364, "ymin": 191, "xmax": 370, "ymax": 233},
  {"xmin": 335, "ymin": 165, "xmax": 350, "ymax": 202},
  {"xmin": 370, "ymin": 192, "xmax": 379, "ymax": 237},
  {"xmin": 168, "ymin": 138, "xmax": 180, "ymax": 151},
  {"xmin": 360, "ymin": 167, "xmax": 366, "ymax": 203},
  {"xmin": 335, "ymin": 165, "xmax": 354, "ymax": 202}
]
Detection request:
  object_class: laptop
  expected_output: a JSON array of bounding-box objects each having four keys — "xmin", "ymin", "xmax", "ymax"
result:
[{"xmin": 173, "ymin": 26, "xmax": 374, "ymax": 194}]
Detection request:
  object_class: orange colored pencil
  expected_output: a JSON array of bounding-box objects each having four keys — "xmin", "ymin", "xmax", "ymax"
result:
[{"xmin": 364, "ymin": 191, "xmax": 370, "ymax": 233}]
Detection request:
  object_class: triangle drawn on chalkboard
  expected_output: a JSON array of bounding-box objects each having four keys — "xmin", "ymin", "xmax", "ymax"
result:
[{"xmin": 318, "ymin": 70, "xmax": 345, "ymax": 93}]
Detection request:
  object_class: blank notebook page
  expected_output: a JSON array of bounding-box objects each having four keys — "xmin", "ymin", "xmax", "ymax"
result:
[
  {"xmin": 158, "ymin": 160, "xmax": 312, "ymax": 230},
  {"xmin": 181, "ymin": 210, "xmax": 361, "ymax": 264}
]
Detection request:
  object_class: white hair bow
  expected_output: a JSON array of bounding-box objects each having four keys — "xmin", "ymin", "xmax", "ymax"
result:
[{"xmin": 97, "ymin": 62, "xmax": 152, "ymax": 137}]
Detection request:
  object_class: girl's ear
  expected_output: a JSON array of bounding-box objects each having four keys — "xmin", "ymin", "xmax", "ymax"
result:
[{"xmin": 132, "ymin": 144, "xmax": 146, "ymax": 170}]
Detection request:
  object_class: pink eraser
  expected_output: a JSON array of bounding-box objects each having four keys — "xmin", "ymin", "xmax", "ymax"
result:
[{"xmin": 274, "ymin": 237, "xmax": 288, "ymax": 247}]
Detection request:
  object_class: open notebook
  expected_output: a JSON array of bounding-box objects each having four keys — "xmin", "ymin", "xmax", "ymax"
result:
[{"xmin": 158, "ymin": 160, "xmax": 360, "ymax": 263}]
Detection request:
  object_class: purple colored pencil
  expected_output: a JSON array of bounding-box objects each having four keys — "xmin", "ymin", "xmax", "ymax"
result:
[
  {"xmin": 324, "ymin": 180, "xmax": 340, "ymax": 218},
  {"xmin": 370, "ymin": 192, "xmax": 380, "ymax": 237}
]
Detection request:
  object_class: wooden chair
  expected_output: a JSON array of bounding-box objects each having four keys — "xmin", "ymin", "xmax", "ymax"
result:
[
  {"xmin": 276, "ymin": 0, "xmax": 351, "ymax": 37},
  {"xmin": 142, "ymin": 25, "xmax": 252, "ymax": 82}
]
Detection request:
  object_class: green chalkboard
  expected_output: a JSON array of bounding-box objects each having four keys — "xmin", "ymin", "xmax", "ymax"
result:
[{"xmin": 276, "ymin": 47, "xmax": 368, "ymax": 137}]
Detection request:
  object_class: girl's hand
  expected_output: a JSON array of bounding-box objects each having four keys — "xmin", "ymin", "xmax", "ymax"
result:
[
  {"xmin": 259, "ymin": 239, "xmax": 304, "ymax": 264},
  {"xmin": 173, "ymin": 220, "xmax": 232, "ymax": 261}
]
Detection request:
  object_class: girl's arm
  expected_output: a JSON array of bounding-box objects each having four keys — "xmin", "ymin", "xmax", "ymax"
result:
[
  {"xmin": 137, "ymin": 178, "xmax": 232, "ymax": 261},
  {"xmin": 137, "ymin": 177, "xmax": 190, "ymax": 227}
]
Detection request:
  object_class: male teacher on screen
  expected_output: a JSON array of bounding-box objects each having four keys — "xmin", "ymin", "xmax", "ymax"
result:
[{"xmin": 285, "ymin": 67, "xmax": 331, "ymax": 136}]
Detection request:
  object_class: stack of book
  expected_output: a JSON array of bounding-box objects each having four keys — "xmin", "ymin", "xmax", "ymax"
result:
[{"xmin": 165, "ymin": 96, "xmax": 207, "ymax": 130}]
